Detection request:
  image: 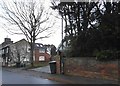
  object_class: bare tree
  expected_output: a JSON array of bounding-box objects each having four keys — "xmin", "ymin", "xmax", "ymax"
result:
[{"xmin": 0, "ymin": 0, "xmax": 55, "ymax": 66}]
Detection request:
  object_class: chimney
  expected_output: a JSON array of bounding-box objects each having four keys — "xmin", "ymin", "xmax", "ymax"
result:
[
  {"xmin": 2, "ymin": 38, "xmax": 13, "ymax": 46},
  {"xmin": 4, "ymin": 38, "xmax": 11, "ymax": 42}
]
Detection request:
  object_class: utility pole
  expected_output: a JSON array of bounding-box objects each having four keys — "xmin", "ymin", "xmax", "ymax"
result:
[{"xmin": 60, "ymin": 14, "xmax": 64, "ymax": 74}]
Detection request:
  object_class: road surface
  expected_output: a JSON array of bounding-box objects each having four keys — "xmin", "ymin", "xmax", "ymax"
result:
[{"xmin": 2, "ymin": 69, "xmax": 60, "ymax": 84}]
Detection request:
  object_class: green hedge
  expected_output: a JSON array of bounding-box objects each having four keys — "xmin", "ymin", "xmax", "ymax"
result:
[{"xmin": 96, "ymin": 50, "xmax": 119, "ymax": 61}]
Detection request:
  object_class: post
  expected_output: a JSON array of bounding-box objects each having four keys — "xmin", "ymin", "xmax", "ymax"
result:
[{"xmin": 60, "ymin": 15, "xmax": 64, "ymax": 74}]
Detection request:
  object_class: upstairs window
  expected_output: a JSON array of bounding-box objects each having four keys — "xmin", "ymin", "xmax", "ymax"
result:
[
  {"xmin": 39, "ymin": 49, "xmax": 45, "ymax": 53},
  {"xmin": 2, "ymin": 49, "xmax": 4, "ymax": 54},
  {"xmin": 6, "ymin": 48, "xmax": 9, "ymax": 53}
]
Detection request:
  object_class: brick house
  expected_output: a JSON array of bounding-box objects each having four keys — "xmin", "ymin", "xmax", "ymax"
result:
[
  {"xmin": 34, "ymin": 43, "xmax": 51, "ymax": 63},
  {"xmin": 44, "ymin": 44, "xmax": 57, "ymax": 60}
]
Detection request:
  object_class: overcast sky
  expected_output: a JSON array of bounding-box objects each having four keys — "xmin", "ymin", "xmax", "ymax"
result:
[{"xmin": 0, "ymin": 0, "xmax": 63, "ymax": 48}]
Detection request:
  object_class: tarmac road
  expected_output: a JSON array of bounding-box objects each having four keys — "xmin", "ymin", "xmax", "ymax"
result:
[{"xmin": 2, "ymin": 69, "xmax": 60, "ymax": 84}]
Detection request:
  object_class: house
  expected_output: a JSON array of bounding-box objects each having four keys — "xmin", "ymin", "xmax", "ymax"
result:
[
  {"xmin": 44, "ymin": 44, "xmax": 57, "ymax": 60},
  {"xmin": 0, "ymin": 38, "xmax": 55, "ymax": 66},
  {"xmin": 9, "ymin": 39, "xmax": 30, "ymax": 65},
  {"xmin": 1, "ymin": 38, "xmax": 13, "ymax": 66},
  {"xmin": 34, "ymin": 43, "xmax": 51, "ymax": 63},
  {"xmin": 10, "ymin": 39, "xmax": 51, "ymax": 64},
  {"xmin": 0, "ymin": 44, "xmax": 2, "ymax": 58},
  {"xmin": 0, "ymin": 44, "xmax": 3, "ymax": 62}
]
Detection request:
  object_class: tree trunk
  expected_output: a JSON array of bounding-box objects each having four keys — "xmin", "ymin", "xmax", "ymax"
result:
[
  {"xmin": 30, "ymin": 40, "xmax": 35, "ymax": 67},
  {"xmin": 30, "ymin": 43, "xmax": 33, "ymax": 67},
  {"xmin": 30, "ymin": 32, "xmax": 36, "ymax": 67}
]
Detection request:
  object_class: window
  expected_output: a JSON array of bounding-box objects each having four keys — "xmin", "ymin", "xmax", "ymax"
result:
[
  {"xmin": 24, "ymin": 58, "xmax": 29, "ymax": 61},
  {"xmin": 2, "ymin": 49, "xmax": 4, "ymax": 54},
  {"xmin": 33, "ymin": 55, "xmax": 35, "ymax": 61},
  {"xmin": 0, "ymin": 50, "xmax": 2, "ymax": 54},
  {"xmin": 39, "ymin": 56, "xmax": 45, "ymax": 61},
  {"xmin": 36, "ymin": 44, "xmax": 39, "ymax": 47},
  {"xmin": 27, "ymin": 47, "xmax": 30, "ymax": 52},
  {"xmin": 39, "ymin": 49, "xmax": 45, "ymax": 53},
  {"xmin": 6, "ymin": 48, "xmax": 9, "ymax": 53}
]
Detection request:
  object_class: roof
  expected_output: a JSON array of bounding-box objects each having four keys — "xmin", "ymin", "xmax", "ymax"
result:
[
  {"xmin": 13, "ymin": 39, "xmax": 27, "ymax": 44},
  {"xmin": 35, "ymin": 43, "xmax": 48, "ymax": 51}
]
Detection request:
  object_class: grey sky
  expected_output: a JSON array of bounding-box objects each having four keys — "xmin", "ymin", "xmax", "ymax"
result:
[{"xmin": 0, "ymin": 0, "xmax": 63, "ymax": 48}]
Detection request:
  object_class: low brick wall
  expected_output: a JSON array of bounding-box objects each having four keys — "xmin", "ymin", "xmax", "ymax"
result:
[
  {"xmin": 64, "ymin": 57, "xmax": 119, "ymax": 81},
  {"xmin": 52, "ymin": 56, "xmax": 119, "ymax": 81}
]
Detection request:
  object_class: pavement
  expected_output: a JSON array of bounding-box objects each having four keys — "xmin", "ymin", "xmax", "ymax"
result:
[{"xmin": 2, "ymin": 65, "xmax": 119, "ymax": 84}]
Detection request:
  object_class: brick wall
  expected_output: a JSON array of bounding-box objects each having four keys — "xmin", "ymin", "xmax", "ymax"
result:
[
  {"xmin": 64, "ymin": 57, "xmax": 119, "ymax": 81},
  {"xmin": 53, "ymin": 56, "xmax": 119, "ymax": 81}
]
